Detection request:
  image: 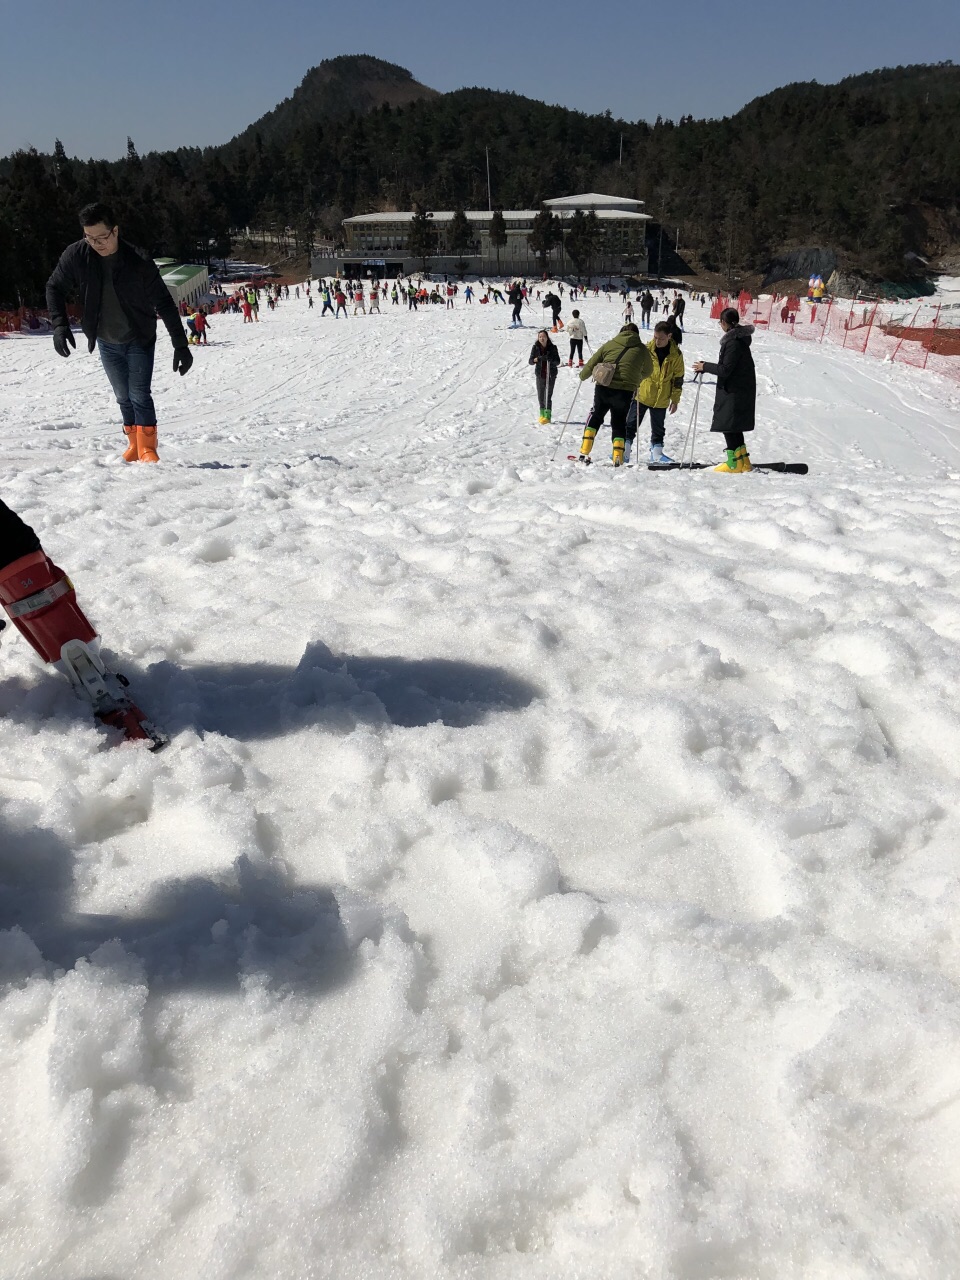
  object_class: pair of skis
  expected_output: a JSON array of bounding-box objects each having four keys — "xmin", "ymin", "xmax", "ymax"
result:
[{"xmin": 567, "ymin": 456, "xmax": 808, "ymax": 474}]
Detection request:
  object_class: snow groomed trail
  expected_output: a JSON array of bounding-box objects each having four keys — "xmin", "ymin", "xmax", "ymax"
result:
[{"xmin": 2, "ymin": 291, "xmax": 960, "ymax": 1278}]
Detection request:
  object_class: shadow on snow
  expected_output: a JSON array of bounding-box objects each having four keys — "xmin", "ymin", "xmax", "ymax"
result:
[
  {"xmin": 0, "ymin": 816, "xmax": 355, "ymax": 997},
  {"xmin": 0, "ymin": 642, "xmax": 540, "ymax": 986},
  {"xmin": 142, "ymin": 640, "xmax": 542, "ymax": 740}
]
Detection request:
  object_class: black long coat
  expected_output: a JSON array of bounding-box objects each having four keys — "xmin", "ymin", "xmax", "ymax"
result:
[{"xmin": 701, "ymin": 324, "xmax": 756, "ymax": 433}]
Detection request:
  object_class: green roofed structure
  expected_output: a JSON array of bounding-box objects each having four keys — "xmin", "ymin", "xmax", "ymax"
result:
[{"xmin": 155, "ymin": 260, "xmax": 209, "ymax": 308}]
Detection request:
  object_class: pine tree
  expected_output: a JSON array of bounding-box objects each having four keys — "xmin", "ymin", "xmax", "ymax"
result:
[
  {"xmin": 527, "ymin": 204, "xmax": 561, "ymax": 271},
  {"xmin": 126, "ymin": 137, "xmax": 142, "ymax": 174},
  {"xmin": 408, "ymin": 204, "xmax": 436, "ymax": 269},
  {"xmin": 564, "ymin": 209, "xmax": 601, "ymax": 277},
  {"xmin": 52, "ymin": 139, "xmax": 76, "ymax": 194},
  {"xmin": 488, "ymin": 208, "xmax": 507, "ymax": 271},
  {"xmin": 448, "ymin": 206, "xmax": 471, "ymax": 258}
]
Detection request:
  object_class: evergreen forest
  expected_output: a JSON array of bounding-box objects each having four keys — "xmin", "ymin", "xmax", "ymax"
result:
[{"xmin": 2, "ymin": 55, "xmax": 959, "ymax": 306}]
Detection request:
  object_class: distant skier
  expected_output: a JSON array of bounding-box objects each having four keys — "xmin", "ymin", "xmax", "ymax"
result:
[
  {"xmin": 692, "ymin": 308, "xmax": 757, "ymax": 473},
  {"xmin": 529, "ymin": 329, "xmax": 561, "ymax": 424},
  {"xmin": 671, "ymin": 294, "xmax": 686, "ymax": 328},
  {"xmin": 576, "ymin": 323, "xmax": 653, "ymax": 466},
  {"xmin": 335, "ymin": 288, "xmax": 348, "ymax": 318},
  {"xmin": 508, "ymin": 282, "xmax": 524, "ymax": 327},
  {"xmin": 640, "ymin": 290, "xmax": 654, "ymax": 329},
  {"xmin": 46, "ymin": 200, "xmax": 192, "ymax": 464},
  {"xmin": 543, "ymin": 291, "xmax": 563, "ymax": 331},
  {"xmin": 566, "ymin": 310, "xmax": 588, "ymax": 366}
]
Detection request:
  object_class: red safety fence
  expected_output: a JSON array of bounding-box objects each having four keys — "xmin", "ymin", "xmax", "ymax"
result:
[
  {"xmin": 0, "ymin": 306, "xmax": 81, "ymax": 335},
  {"xmin": 715, "ymin": 293, "xmax": 960, "ymax": 383}
]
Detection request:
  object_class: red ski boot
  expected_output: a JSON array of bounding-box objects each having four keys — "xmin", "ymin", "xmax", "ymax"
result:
[{"xmin": 0, "ymin": 550, "xmax": 167, "ymax": 749}]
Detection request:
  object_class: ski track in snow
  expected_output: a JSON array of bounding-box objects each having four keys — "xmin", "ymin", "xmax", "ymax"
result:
[{"xmin": 2, "ymin": 294, "xmax": 960, "ymax": 1277}]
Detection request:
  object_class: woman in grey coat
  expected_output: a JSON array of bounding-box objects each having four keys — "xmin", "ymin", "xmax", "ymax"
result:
[{"xmin": 693, "ymin": 308, "xmax": 756, "ymax": 473}]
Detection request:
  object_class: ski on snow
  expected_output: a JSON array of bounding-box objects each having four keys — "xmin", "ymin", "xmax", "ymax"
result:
[
  {"xmin": 565, "ymin": 457, "xmax": 808, "ymax": 474},
  {"xmin": 647, "ymin": 461, "xmax": 809, "ymax": 474},
  {"xmin": 59, "ymin": 637, "xmax": 169, "ymax": 751}
]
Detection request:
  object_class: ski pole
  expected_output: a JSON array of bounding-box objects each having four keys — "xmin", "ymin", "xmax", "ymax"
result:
[
  {"xmin": 679, "ymin": 374, "xmax": 702, "ymax": 469},
  {"xmin": 551, "ymin": 378, "xmax": 583, "ymax": 461}
]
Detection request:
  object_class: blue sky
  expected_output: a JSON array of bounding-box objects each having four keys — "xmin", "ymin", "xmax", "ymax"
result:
[{"xmin": 3, "ymin": 0, "xmax": 958, "ymax": 159}]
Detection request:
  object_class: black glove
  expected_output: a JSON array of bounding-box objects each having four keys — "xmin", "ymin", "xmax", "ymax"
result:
[
  {"xmin": 173, "ymin": 346, "xmax": 193, "ymax": 376},
  {"xmin": 53, "ymin": 326, "xmax": 76, "ymax": 358}
]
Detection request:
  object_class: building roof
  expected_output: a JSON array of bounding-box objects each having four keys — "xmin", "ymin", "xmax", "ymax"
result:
[
  {"xmin": 544, "ymin": 193, "xmax": 645, "ymax": 210},
  {"xmin": 344, "ymin": 207, "xmax": 650, "ymax": 225},
  {"xmin": 344, "ymin": 211, "xmax": 537, "ymax": 225},
  {"xmin": 156, "ymin": 262, "xmax": 208, "ymax": 285}
]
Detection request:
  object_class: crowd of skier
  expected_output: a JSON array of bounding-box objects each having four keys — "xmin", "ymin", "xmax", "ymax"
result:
[{"xmin": 0, "ymin": 198, "xmax": 758, "ymax": 745}]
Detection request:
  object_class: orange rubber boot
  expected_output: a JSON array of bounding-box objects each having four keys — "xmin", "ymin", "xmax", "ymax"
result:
[
  {"xmin": 138, "ymin": 426, "xmax": 159, "ymax": 463},
  {"xmin": 122, "ymin": 426, "xmax": 140, "ymax": 462}
]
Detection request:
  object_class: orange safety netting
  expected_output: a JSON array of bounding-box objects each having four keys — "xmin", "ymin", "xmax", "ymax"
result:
[
  {"xmin": 0, "ymin": 306, "xmax": 81, "ymax": 335},
  {"xmin": 713, "ymin": 294, "xmax": 960, "ymax": 383}
]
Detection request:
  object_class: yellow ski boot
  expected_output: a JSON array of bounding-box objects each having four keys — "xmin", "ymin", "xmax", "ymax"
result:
[
  {"xmin": 714, "ymin": 445, "xmax": 752, "ymax": 473},
  {"xmin": 578, "ymin": 424, "xmax": 598, "ymax": 463},
  {"xmin": 612, "ymin": 437, "xmax": 625, "ymax": 467}
]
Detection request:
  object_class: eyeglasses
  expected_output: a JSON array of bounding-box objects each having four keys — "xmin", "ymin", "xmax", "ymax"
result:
[{"xmin": 84, "ymin": 227, "xmax": 117, "ymax": 247}]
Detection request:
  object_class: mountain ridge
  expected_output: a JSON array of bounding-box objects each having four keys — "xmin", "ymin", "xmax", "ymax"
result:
[{"xmin": 224, "ymin": 54, "xmax": 440, "ymax": 153}]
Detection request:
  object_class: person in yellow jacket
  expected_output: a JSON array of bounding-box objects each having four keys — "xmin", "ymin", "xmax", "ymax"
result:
[
  {"xmin": 576, "ymin": 323, "xmax": 653, "ymax": 466},
  {"xmin": 623, "ymin": 321, "xmax": 685, "ymax": 464}
]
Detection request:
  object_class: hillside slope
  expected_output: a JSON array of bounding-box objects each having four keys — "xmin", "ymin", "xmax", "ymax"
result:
[{"xmin": 226, "ymin": 54, "xmax": 439, "ymax": 152}]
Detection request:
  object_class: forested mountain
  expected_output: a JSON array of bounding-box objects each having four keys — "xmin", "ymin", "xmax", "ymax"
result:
[
  {"xmin": 225, "ymin": 54, "xmax": 439, "ymax": 154},
  {"xmin": 2, "ymin": 56, "xmax": 959, "ymax": 305}
]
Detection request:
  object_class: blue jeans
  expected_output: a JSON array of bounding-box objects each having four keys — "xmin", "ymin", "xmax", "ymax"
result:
[
  {"xmin": 625, "ymin": 403, "xmax": 667, "ymax": 445},
  {"xmin": 97, "ymin": 340, "xmax": 156, "ymax": 427}
]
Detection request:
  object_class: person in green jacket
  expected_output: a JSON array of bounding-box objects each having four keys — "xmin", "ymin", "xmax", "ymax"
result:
[
  {"xmin": 576, "ymin": 324, "xmax": 654, "ymax": 466},
  {"xmin": 624, "ymin": 321, "xmax": 685, "ymax": 464}
]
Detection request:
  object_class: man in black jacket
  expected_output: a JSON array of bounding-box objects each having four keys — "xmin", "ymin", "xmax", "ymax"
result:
[{"xmin": 46, "ymin": 201, "xmax": 192, "ymax": 463}]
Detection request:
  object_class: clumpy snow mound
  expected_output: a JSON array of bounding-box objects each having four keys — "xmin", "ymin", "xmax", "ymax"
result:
[{"xmin": 2, "ymin": 290, "xmax": 960, "ymax": 1278}]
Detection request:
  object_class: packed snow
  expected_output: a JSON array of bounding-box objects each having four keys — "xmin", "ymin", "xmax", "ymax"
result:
[{"xmin": 2, "ymin": 283, "xmax": 960, "ymax": 1279}]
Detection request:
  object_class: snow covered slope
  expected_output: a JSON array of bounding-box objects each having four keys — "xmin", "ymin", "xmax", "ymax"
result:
[{"xmin": 2, "ymin": 291, "xmax": 960, "ymax": 1278}]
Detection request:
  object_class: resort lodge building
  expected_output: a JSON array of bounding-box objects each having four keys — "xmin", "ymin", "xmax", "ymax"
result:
[{"xmin": 313, "ymin": 194, "xmax": 651, "ymax": 278}]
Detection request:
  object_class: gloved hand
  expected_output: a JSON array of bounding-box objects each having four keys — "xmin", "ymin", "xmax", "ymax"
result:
[
  {"xmin": 53, "ymin": 326, "xmax": 76, "ymax": 358},
  {"xmin": 173, "ymin": 346, "xmax": 193, "ymax": 376}
]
